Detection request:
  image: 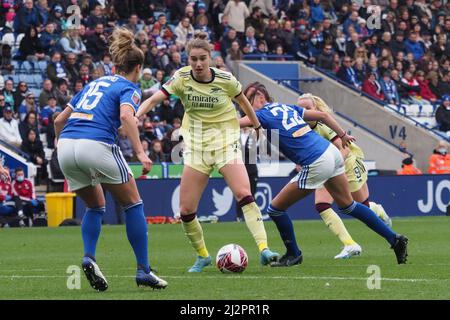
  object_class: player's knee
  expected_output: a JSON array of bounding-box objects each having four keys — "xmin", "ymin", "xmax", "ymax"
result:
[
  {"xmin": 238, "ymin": 195, "xmax": 254, "ymax": 207},
  {"xmin": 315, "ymin": 202, "xmax": 332, "ymax": 214},
  {"xmin": 180, "ymin": 212, "xmax": 197, "ymax": 222}
]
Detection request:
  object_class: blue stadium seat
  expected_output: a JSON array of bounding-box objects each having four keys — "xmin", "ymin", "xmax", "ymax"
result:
[{"xmin": 37, "ymin": 60, "xmax": 48, "ymax": 73}]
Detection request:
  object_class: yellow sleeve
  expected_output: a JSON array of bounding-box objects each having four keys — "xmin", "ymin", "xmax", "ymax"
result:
[
  {"xmin": 226, "ymin": 74, "xmax": 243, "ymax": 98},
  {"xmin": 161, "ymin": 72, "xmax": 183, "ymax": 97}
]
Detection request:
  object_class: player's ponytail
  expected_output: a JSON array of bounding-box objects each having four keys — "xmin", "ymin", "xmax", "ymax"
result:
[
  {"xmin": 243, "ymin": 82, "xmax": 273, "ymax": 104},
  {"xmin": 186, "ymin": 31, "xmax": 211, "ymax": 55},
  {"xmin": 109, "ymin": 27, "xmax": 144, "ymax": 74}
]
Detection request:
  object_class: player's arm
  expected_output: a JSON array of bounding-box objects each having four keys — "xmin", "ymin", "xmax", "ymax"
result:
[
  {"xmin": 234, "ymin": 93, "xmax": 261, "ymax": 129},
  {"xmin": 120, "ymin": 105, "xmax": 152, "ymax": 175},
  {"xmin": 303, "ymin": 110, "xmax": 355, "ymax": 148},
  {"xmin": 136, "ymin": 90, "xmax": 168, "ymax": 118},
  {"xmin": 331, "ymin": 137, "xmax": 350, "ymax": 159},
  {"xmin": 239, "ymin": 116, "xmax": 253, "ymax": 128},
  {"xmin": 54, "ymin": 106, "xmax": 73, "ymax": 140}
]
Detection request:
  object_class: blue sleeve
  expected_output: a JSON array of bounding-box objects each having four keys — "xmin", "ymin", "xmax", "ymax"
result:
[
  {"xmin": 120, "ymin": 86, "xmax": 141, "ymax": 113},
  {"xmin": 255, "ymin": 109, "xmax": 268, "ymax": 128},
  {"xmin": 290, "ymin": 104, "xmax": 305, "ymax": 118}
]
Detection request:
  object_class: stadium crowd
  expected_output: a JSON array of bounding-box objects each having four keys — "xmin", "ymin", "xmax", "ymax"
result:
[{"xmin": 0, "ymin": 0, "xmax": 449, "ymax": 184}]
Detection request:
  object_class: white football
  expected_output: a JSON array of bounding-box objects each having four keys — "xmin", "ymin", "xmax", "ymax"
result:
[{"xmin": 216, "ymin": 244, "xmax": 248, "ymax": 273}]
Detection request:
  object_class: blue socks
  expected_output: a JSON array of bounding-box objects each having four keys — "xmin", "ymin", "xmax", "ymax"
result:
[
  {"xmin": 267, "ymin": 205, "xmax": 302, "ymax": 257},
  {"xmin": 124, "ymin": 201, "xmax": 150, "ymax": 273},
  {"xmin": 81, "ymin": 207, "xmax": 105, "ymax": 259},
  {"xmin": 339, "ymin": 201, "xmax": 397, "ymax": 246}
]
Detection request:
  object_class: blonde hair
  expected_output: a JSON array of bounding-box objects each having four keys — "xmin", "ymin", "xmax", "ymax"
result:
[
  {"xmin": 186, "ymin": 31, "xmax": 211, "ymax": 55},
  {"xmin": 109, "ymin": 27, "xmax": 144, "ymax": 74},
  {"xmin": 298, "ymin": 93, "xmax": 333, "ymax": 114}
]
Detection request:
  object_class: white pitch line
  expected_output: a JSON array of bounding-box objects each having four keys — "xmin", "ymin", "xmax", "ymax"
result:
[{"xmin": 0, "ymin": 275, "xmax": 446, "ymax": 283}]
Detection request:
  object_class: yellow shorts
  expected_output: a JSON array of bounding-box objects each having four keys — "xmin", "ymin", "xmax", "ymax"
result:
[
  {"xmin": 183, "ymin": 140, "xmax": 242, "ymax": 175},
  {"xmin": 345, "ymin": 155, "xmax": 368, "ymax": 193}
]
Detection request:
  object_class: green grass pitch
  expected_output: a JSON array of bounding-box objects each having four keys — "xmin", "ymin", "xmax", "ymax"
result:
[{"xmin": 0, "ymin": 216, "xmax": 449, "ymax": 300}]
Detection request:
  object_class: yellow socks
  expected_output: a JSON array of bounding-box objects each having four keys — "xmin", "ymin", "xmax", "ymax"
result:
[
  {"xmin": 182, "ymin": 217, "xmax": 209, "ymax": 258},
  {"xmin": 242, "ymin": 201, "xmax": 268, "ymax": 252},
  {"xmin": 319, "ymin": 208, "xmax": 356, "ymax": 246}
]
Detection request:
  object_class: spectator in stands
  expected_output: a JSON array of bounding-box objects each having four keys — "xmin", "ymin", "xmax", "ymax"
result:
[
  {"xmin": 86, "ymin": 5, "xmax": 107, "ymax": 30},
  {"xmin": 346, "ymin": 31, "xmax": 362, "ymax": 59},
  {"xmin": 245, "ymin": 6, "xmax": 264, "ymax": 39},
  {"xmin": 0, "ymin": 44, "xmax": 13, "ymax": 74},
  {"xmin": 437, "ymin": 70, "xmax": 450, "ymax": 98},
  {"xmin": 12, "ymin": 167, "xmax": 45, "ymax": 226},
  {"xmin": 280, "ymin": 20, "xmax": 296, "ymax": 55},
  {"xmin": 241, "ymin": 26, "xmax": 258, "ymax": 54},
  {"xmin": 316, "ymin": 44, "xmax": 334, "ymax": 71},
  {"xmin": 224, "ymin": 0, "xmax": 250, "ymax": 36},
  {"xmin": 139, "ymin": 68, "xmax": 156, "ymax": 91},
  {"xmin": 405, "ymin": 32, "xmax": 425, "ymax": 61},
  {"xmin": 13, "ymin": 81, "xmax": 28, "ymax": 112},
  {"xmin": 220, "ymin": 27, "xmax": 238, "ymax": 58},
  {"xmin": 78, "ymin": 64, "xmax": 91, "ymax": 86},
  {"xmin": 39, "ymin": 22, "xmax": 59, "ymax": 55},
  {"xmin": 295, "ymin": 26, "xmax": 315, "ymax": 63},
  {"xmin": 435, "ymin": 95, "xmax": 450, "ymax": 132},
  {"xmin": 40, "ymin": 95, "xmax": 61, "ymax": 129},
  {"xmin": 59, "ymin": 27, "xmax": 86, "ymax": 56},
  {"xmin": 164, "ymin": 52, "xmax": 183, "ymax": 77},
  {"xmin": 0, "ymin": 94, "xmax": 6, "ymax": 116},
  {"xmin": 401, "ymin": 70, "xmax": 424, "ymax": 104},
  {"xmin": 64, "ymin": 52, "xmax": 80, "ymax": 86},
  {"xmin": 391, "ymin": 31, "xmax": 407, "ymax": 56},
  {"xmin": 415, "ymin": 70, "xmax": 437, "ymax": 103},
  {"xmin": 428, "ymin": 140, "xmax": 450, "ymax": 174},
  {"xmin": 39, "ymin": 78, "xmax": 55, "ymax": 108},
  {"xmin": 343, "ymin": 10, "xmax": 360, "ymax": 36},
  {"xmin": 0, "ymin": 106, "xmax": 21, "ymax": 147},
  {"xmin": 124, "ymin": 13, "xmax": 140, "ymax": 34},
  {"xmin": 86, "ymin": 23, "xmax": 108, "ymax": 62},
  {"xmin": 264, "ymin": 18, "xmax": 282, "ymax": 53},
  {"xmin": 13, "ymin": 0, "xmax": 43, "ymax": 34},
  {"xmin": 397, "ymin": 157, "xmax": 422, "ymax": 175},
  {"xmin": 337, "ymin": 56, "xmax": 362, "ymax": 90},
  {"xmin": 362, "ymin": 72, "xmax": 385, "ymax": 101},
  {"xmin": 1, "ymin": 80, "xmax": 14, "ymax": 108},
  {"xmin": 21, "ymin": 128, "xmax": 47, "ymax": 180},
  {"xmin": 46, "ymin": 5, "xmax": 64, "ymax": 34},
  {"xmin": 53, "ymin": 78, "xmax": 71, "ymax": 108},
  {"xmin": 141, "ymin": 118, "xmax": 158, "ymax": 142},
  {"xmin": 19, "ymin": 110, "xmax": 39, "ymax": 142},
  {"xmin": 18, "ymin": 92, "xmax": 37, "ymax": 122},
  {"xmin": 148, "ymin": 139, "xmax": 168, "ymax": 163},
  {"xmin": 380, "ymin": 71, "xmax": 400, "ymax": 105},
  {"xmin": 195, "ymin": 13, "xmax": 214, "ymax": 42},
  {"xmin": 226, "ymin": 40, "xmax": 243, "ymax": 71},
  {"xmin": 16, "ymin": 26, "xmax": 46, "ymax": 62},
  {"xmin": 96, "ymin": 53, "xmax": 113, "ymax": 77},
  {"xmin": 249, "ymin": 0, "xmax": 276, "ymax": 19},
  {"xmin": 46, "ymin": 51, "xmax": 68, "ymax": 85},
  {"xmin": 174, "ymin": 16, "xmax": 195, "ymax": 50},
  {"xmin": 118, "ymin": 127, "xmax": 133, "ymax": 162}
]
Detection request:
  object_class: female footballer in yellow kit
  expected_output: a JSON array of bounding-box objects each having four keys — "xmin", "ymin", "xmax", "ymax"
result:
[
  {"xmin": 136, "ymin": 33, "xmax": 279, "ymax": 272},
  {"xmin": 297, "ymin": 94, "xmax": 392, "ymax": 259}
]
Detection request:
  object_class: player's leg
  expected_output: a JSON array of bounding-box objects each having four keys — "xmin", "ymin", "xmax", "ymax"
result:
[
  {"xmin": 220, "ymin": 159, "xmax": 279, "ymax": 265},
  {"xmin": 315, "ymin": 188, "xmax": 361, "ymax": 259},
  {"xmin": 179, "ymin": 165, "xmax": 212, "ymax": 272},
  {"xmin": 103, "ymin": 178, "xmax": 167, "ymax": 288},
  {"xmin": 352, "ymin": 183, "xmax": 392, "ymax": 227},
  {"xmin": 75, "ymin": 185, "xmax": 109, "ymax": 291},
  {"xmin": 324, "ymin": 174, "xmax": 408, "ymax": 264},
  {"xmin": 268, "ymin": 181, "xmax": 314, "ymax": 266},
  {"xmin": 58, "ymin": 138, "xmax": 109, "ymax": 291}
]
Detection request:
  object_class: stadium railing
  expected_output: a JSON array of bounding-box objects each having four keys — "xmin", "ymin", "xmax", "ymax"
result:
[
  {"xmin": 311, "ymin": 65, "xmax": 449, "ymax": 142},
  {"xmin": 243, "ymin": 54, "xmax": 295, "ymax": 61}
]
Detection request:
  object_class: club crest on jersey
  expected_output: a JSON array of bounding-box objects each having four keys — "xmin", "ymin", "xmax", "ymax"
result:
[
  {"xmin": 210, "ymin": 87, "xmax": 221, "ymax": 94},
  {"xmin": 132, "ymin": 91, "xmax": 141, "ymax": 105}
]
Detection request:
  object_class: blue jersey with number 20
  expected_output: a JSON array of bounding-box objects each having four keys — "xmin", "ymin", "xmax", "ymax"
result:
[
  {"xmin": 60, "ymin": 75, "xmax": 142, "ymax": 145},
  {"xmin": 256, "ymin": 103, "xmax": 330, "ymax": 165}
]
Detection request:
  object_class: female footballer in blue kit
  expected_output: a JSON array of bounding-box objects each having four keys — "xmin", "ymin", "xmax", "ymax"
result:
[
  {"xmin": 54, "ymin": 27, "xmax": 167, "ymax": 291},
  {"xmin": 240, "ymin": 82, "xmax": 408, "ymax": 266}
]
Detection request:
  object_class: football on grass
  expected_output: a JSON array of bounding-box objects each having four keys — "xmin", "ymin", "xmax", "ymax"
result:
[{"xmin": 216, "ymin": 244, "xmax": 248, "ymax": 273}]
